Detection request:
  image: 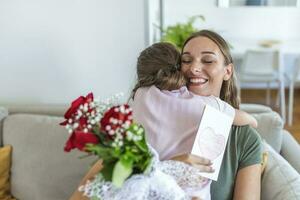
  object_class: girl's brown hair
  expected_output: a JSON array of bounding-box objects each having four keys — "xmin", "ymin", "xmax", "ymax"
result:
[
  {"xmin": 131, "ymin": 42, "xmax": 186, "ymax": 99},
  {"xmin": 182, "ymin": 30, "xmax": 240, "ymax": 109}
]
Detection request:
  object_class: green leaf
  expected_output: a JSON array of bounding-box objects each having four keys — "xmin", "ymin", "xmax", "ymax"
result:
[
  {"xmin": 85, "ymin": 144, "xmax": 117, "ymax": 161},
  {"xmin": 101, "ymin": 160, "xmax": 115, "ymax": 181},
  {"xmin": 112, "ymin": 158, "xmax": 133, "ymax": 187}
]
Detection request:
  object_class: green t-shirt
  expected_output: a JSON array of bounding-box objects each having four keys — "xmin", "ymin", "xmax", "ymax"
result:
[{"xmin": 211, "ymin": 125, "xmax": 263, "ymax": 200}]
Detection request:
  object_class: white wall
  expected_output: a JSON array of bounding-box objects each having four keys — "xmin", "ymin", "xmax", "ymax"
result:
[
  {"xmin": 0, "ymin": 0, "xmax": 146, "ymax": 104},
  {"xmin": 163, "ymin": 0, "xmax": 300, "ymax": 40},
  {"xmin": 161, "ymin": 0, "xmax": 300, "ymax": 83}
]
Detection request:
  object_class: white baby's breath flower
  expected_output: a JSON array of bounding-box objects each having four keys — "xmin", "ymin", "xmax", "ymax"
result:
[
  {"xmin": 133, "ymin": 135, "xmax": 138, "ymax": 141},
  {"xmin": 113, "ymin": 119, "xmax": 118, "ymax": 125},
  {"xmin": 105, "ymin": 125, "xmax": 111, "ymax": 131},
  {"xmin": 94, "ymin": 98, "xmax": 100, "ymax": 103},
  {"xmin": 66, "ymin": 124, "xmax": 71, "ymax": 130},
  {"xmin": 73, "ymin": 123, "xmax": 79, "ymax": 129},
  {"xmin": 120, "ymin": 105, "xmax": 125, "ymax": 113},
  {"xmin": 95, "ymin": 116, "xmax": 100, "ymax": 122},
  {"xmin": 89, "ymin": 102, "xmax": 95, "ymax": 108},
  {"xmin": 122, "ymin": 123, "xmax": 129, "ymax": 130},
  {"xmin": 83, "ymin": 103, "xmax": 89, "ymax": 112},
  {"xmin": 83, "ymin": 128, "xmax": 88, "ymax": 133},
  {"xmin": 118, "ymin": 141, "xmax": 123, "ymax": 147},
  {"xmin": 109, "ymin": 130, "xmax": 115, "ymax": 135},
  {"xmin": 126, "ymin": 131, "xmax": 133, "ymax": 141},
  {"xmin": 137, "ymin": 128, "xmax": 143, "ymax": 135},
  {"xmin": 77, "ymin": 110, "xmax": 82, "ymax": 116}
]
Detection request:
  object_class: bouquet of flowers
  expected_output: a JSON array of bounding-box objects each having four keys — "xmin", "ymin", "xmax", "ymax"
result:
[
  {"xmin": 61, "ymin": 93, "xmax": 209, "ymax": 200},
  {"xmin": 60, "ymin": 93, "xmax": 152, "ymax": 188}
]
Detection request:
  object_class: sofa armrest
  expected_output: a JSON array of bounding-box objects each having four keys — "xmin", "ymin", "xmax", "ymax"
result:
[
  {"xmin": 240, "ymin": 103, "xmax": 272, "ymax": 114},
  {"xmin": 252, "ymin": 111, "xmax": 283, "ymax": 152},
  {"xmin": 281, "ymin": 130, "xmax": 300, "ymax": 173},
  {"xmin": 240, "ymin": 104, "xmax": 283, "ymax": 152}
]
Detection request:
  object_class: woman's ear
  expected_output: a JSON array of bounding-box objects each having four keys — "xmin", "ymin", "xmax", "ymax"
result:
[{"xmin": 223, "ymin": 63, "xmax": 233, "ymax": 81}]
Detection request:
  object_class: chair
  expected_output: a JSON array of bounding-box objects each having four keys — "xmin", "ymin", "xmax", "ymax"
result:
[
  {"xmin": 286, "ymin": 56, "xmax": 300, "ymax": 125},
  {"xmin": 238, "ymin": 49, "xmax": 286, "ymax": 122}
]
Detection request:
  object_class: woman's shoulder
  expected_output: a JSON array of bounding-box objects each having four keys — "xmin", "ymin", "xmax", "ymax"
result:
[
  {"xmin": 231, "ymin": 125, "xmax": 261, "ymax": 139},
  {"xmin": 230, "ymin": 125, "xmax": 263, "ymax": 168}
]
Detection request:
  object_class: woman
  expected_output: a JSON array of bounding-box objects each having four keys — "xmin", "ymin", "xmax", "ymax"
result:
[{"xmin": 176, "ymin": 30, "xmax": 262, "ymax": 200}]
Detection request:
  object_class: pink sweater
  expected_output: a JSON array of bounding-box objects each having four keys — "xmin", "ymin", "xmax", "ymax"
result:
[{"xmin": 132, "ymin": 86, "xmax": 235, "ymax": 160}]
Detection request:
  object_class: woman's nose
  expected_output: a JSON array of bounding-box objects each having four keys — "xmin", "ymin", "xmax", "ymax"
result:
[{"xmin": 190, "ymin": 63, "xmax": 202, "ymax": 74}]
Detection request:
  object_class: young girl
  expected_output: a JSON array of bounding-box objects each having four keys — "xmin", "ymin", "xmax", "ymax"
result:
[{"xmin": 131, "ymin": 42, "xmax": 257, "ymax": 199}]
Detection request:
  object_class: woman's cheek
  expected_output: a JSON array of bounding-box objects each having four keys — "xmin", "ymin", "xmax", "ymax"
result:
[{"xmin": 208, "ymin": 66, "xmax": 225, "ymax": 78}]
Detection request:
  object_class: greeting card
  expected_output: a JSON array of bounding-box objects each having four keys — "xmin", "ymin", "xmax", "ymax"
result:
[{"xmin": 191, "ymin": 105, "xmax": 234, "ymax": 181}]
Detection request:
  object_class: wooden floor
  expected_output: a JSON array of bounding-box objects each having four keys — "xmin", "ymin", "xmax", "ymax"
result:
[{"xmin": 241, "ymin": 88, "xmax": 300, "ymax": 143}]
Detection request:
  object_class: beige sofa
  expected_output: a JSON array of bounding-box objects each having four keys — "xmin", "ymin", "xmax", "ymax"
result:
[{"xmin": 0, "ymin": 104, "xmax": 299, "ymax": 200}]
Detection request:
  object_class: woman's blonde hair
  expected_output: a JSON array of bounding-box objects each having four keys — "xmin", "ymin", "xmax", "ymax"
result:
[
  {"xmin": 131, "ymin": 42, "xmax": 186, "ymax": 99},
  {"xmin": 182, "ymin": 30, "xmax": 240, "ymax": 109}
]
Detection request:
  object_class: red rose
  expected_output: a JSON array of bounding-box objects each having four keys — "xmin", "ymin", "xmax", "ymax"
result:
[
  {"xmin": 60, "ymin": 93, "xmax": 93, "ymax": 126},
  {"xmin": 100, "ymin": 104, "xmax": 132, "ymax": 134},
  {"xmin": 64, "ymin": 131, "xmax": 99, "ymax": 152}
]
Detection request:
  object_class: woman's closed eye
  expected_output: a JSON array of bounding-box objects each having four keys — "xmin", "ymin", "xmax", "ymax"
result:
[
  {"xmin": 202, "ymin": 59, "xmax": 214, "ymax": 64},
  {"xmin": 201, "ymin": 55, "xmax": 216, "ymax": 64},
  {"xmin": 181, "ymin": 59, "xmax": 192, "ymax": 64}
]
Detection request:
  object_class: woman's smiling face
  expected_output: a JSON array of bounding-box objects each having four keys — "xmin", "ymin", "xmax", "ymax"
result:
[{"xmin": 181, "ymin": 36, "xmax": 232, "ymax": 97}]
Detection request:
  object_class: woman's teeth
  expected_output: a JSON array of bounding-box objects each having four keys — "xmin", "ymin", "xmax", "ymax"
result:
[{"xmin": 190, "ymin": 78, "xmax": 208, "ymax": 84}]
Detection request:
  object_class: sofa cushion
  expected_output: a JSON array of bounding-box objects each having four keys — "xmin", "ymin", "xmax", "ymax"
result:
[
  {"xmin": 281, "ymin": 130, "xmax": 300, "ymax": 173},
  {"xmin": 0, "ymin": 145, "xmax": 15, "ymax": 200},
  {"xmin": 252, "ymin": 111, "xmax": 283, "ymax": 152},
  {"xmin": 261, "ymin": 142, "xmax": 300, "ymax": 200},
  {"xmin": 2, "ymin": 114, "xmax": 94, "ymax": 200}
]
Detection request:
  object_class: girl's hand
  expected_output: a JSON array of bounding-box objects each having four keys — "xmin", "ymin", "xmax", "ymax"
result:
[{"xmin": 171, "ymin": 154, "xmax": 214, "ymax": 173}]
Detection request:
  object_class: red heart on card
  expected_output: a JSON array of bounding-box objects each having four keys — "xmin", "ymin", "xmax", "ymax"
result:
[{"xmin": 198, "ymin": 127, "xmax": 225, "ymax": 160}]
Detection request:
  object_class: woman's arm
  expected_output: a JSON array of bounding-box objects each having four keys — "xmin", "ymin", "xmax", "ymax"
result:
[
  {"xmin": 233, "ymin": 164, "xmax": 261, "ymax": 200},
  {"xmin": 233, "ymin": 110, "xmax": 258, "ymax": 128}
]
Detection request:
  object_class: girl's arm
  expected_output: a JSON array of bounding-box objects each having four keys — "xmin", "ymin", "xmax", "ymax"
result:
[
  {"xmin": 171, "ymin": 154, "xmax": 214, "ymax": 173},
  {"xmin": 233, "ymin": 110, "xmax": 258, "ymax": 128}
]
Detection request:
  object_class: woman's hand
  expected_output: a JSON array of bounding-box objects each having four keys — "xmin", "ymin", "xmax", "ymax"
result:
[{"xmin": 171, "ymin": 154, "xmax": 214, "ymax": 173}]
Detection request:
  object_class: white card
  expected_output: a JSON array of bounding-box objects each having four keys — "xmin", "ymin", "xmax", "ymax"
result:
[{"xmin": 191, "ymin": 105, "xmax": 234, "ymax": 181}]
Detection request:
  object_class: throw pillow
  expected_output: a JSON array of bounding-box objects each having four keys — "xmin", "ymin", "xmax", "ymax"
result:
[
  {"xmin": 0, "ymin": 145, "xmax": 15, "ymax": 200},
  {"xmin": 261, "ymin": 142, "xmax": 300, "ymax": 200}
]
